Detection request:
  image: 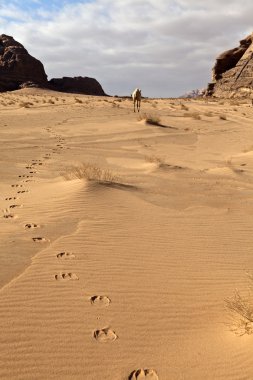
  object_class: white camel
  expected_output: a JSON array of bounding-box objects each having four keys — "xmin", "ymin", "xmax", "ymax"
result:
[{"xmin": 132, "ymin": 88, "xmax": 141, "ymax": 112}]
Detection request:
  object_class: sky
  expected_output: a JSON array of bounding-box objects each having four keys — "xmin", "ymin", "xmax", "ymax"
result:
[{"xmin": 0, "ymin": 0, "xmax": 253, "ymax": 97}]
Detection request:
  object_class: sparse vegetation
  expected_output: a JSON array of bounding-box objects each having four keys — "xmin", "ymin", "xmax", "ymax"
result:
[
  {"xmin": 19, "ymin": 101, "xmax": 33, "ymax": 108},
  {"xmin": 145, "ymin": 155, "xmax": 165, "ymax": 165},
  {"xmin": 204, "ymin": 111, "xmax": 213, "ymax": 117},
  {"xmin": 225, "ymin": 290, "xmax": 253, "ymax": 336},
  {"xmin": 62, "ymin": 163, "xmax": 119, "ymax": 184},
  {"xmin": 138, "ymin": 113, "xmax": 161, "ymax": 125},
  {"xmin": 184, "ymin": 112, "xmax": 201, "ymax": 120},
  {"xmin": 180, "ymin": 104, "xmax": 189, "ymax": 111}
]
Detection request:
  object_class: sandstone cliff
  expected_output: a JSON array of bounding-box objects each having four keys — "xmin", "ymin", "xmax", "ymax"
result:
[
  {"xmin": 48, "ymin": 76, "xmax": 106, "ymax": 96},
  {"xmin": 0, "ymin": 34, "xmax": 47, "ymax": 92},
  {"xmin": 206, "ymin": 33, "xmax": 253, "ymax": 97},
  {"xmin": 0, "ymin": 34, "xmax": 107, "ymax": 96}
]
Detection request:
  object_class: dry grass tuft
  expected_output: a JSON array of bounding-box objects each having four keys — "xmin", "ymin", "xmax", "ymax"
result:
[
  {"xmin": 138, "ymin": 113, "xmax": 161, "ymax": 125},
  {"xmin": 62, "ymin": 163, "xmax": 119, "ymax": 184},
  {"xmin": 204, "ymin": 111, "xmax": 213, "ymax": 117},
  {"xmin": 19, "ymin": 101, "xmax": 33, "ymax": 108},
  {"xmin": 180, "ymin": 104, "xmax": 189, "ymax": 111},
  {"xmin": 184, "ymin": 112, "xmax": 201, "ymax": 120},
  {"xmin": 225, "ymin": 290, "xmax": 253, "ymax": 336},
  {"xmin": 145, "ymin": 155, "xmax": 165, "ymax": 165}
]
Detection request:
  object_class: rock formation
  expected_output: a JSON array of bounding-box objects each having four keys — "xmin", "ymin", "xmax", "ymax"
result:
[
  {"xmin": 0, "ymin": 34, "xmax": 107, "ymax": 95},
  {"xmin": 48, "ymin": 76, "xmax": 106, "ymax": 96},
  {"xmin": 0, "ymin": 34, "xmax": 47, "ymax": 92},
  {"xmin": 206, "ymin": 33, "xmax": 253, "ymax": 97},
  {"xmin": 180, "ymin": 88, "xmax": 206, "ymax": 98}
]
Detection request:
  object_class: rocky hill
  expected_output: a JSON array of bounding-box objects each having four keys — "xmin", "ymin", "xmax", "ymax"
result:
[
  {"xmin": 48, "ymin": 76, "xmax": 106, "ymax": 95},
  {"xmin": 206, "ymin": 33, "xmax": 253, "ymax": 97},
  {"xmin": 0, "ymin": 34, "xmax": 106, "ymax": 95},
  {"xmin": 0, "ymin": 34, "xmax": 47, "ymax": 92}
]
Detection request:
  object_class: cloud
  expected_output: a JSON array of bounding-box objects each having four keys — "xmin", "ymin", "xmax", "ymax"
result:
[{"xmin": 0, "ymin": 0, "xmax": 253, "ymax": 96}]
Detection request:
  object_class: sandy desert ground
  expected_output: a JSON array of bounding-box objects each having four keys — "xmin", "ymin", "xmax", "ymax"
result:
[{"xmin": 1, "ymin": 88, "xmax": 253, "ymax": 379}]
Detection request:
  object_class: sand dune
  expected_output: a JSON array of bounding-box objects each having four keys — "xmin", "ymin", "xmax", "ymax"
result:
[{"xmin": 1, "ymin": 90, "xmax": 253, "ymax": 379}]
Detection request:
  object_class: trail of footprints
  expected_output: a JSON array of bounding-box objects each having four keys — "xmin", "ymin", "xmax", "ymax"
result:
[
  {"xmin": 55, "ymin": 250, "xmax": 158, "ymax": 379},
  {"xmin": 3, "ymin": 126, "xmax": 157, "ymax": 379},
  {"xmin": 3, "ymin": 125, "xmax": 68, "ymax": 234}
]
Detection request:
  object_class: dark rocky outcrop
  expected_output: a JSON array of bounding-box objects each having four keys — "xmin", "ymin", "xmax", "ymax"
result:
[
  {"xmin": 0, "ymin": 34, "xmax": 47, "ymax": 92},
  {"xmin": 0, "ymin": 34, "xmax": 107, "ymax": 95},
  {"xmin": 48, "ymin": 76, "xmax": 106, "ymax": 96},
  {"xmin": 206, "ymin": 33, "xmax": 253, "ymax": 97}
]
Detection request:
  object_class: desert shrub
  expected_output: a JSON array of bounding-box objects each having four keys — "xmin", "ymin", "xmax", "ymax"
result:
[
  {"xmin": 180, "ymin": 104, "xmax": 189, "ymax": 111},
  {"xmin": 19, "ymin": 101, "xmax": 33, "ymax": 108},
  {"xmin": 225, "ymin": 290, "xmax": 253, "ymax": 336},
  {"xmin": 145, "ymin": 155, "xmax": 165, "ymax": 165},
  {"xmin": 138, "ymin": 113, "xmax": 161, "ymax": 125},
  {"xmin": 184, "ymin": 112, "xmax": 201, "ymax": 120},
  {"xmin": 63, "ymin": 163, "xmax": 119, "ymax": 183},
  {"xmin": 204, "ymin": 111, "xmax": 213, "ymax": 117}
]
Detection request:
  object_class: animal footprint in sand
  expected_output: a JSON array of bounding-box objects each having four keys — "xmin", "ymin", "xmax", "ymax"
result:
[
  {"xmin": 11, "ymin": 184, "xmax": 22, "ymax": 188},
  {"xmin": 25, "ymin": 223, "xmax": 40, "ymax": 229},
  {"xmin": 9, "ymin": 204, "xmax": 23, "ymax": 209},
  {"xmin": 54, "ymin": 273, "xmax": 79, "ymax": 280},
  {"xmin": 56, "ymin": 252, "xmax": 75, "ymax": 259},
  {"xmin": 129, "ymin": 369, "xmax": 159, "ymax": 380},
  {"xmin": 32, "ymin": 237, "xmax": 48, "ymax": 242},
  {"xmin": 90, "ymin": 295, "xmax": 111, "ymax": 307},
  {"xmin": 3, "ymin": 213, "xmax": 16, "ymax": 219},
  {"xmin": 93, "ymin": 328, "xmax": 117, "ymax": 343},
  {"xmin": 17, "ymin": 190, "xmax": 29, "ymax": 193},
  {"xmin": 5, "ymin": 197, "xmax": 17, "ymax": 201}
]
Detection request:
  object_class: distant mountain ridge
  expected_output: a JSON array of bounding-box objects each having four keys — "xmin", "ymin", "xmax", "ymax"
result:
[{"xmin": 0, "ymin": 34, "xmax": 106, "ymax": 95}]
